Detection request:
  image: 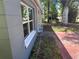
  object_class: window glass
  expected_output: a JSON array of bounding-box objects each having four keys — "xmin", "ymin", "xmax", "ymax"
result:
[
  {"xmin": 21, "ymin": 5, "xmax": 28, "ymax": 22},
  {"xmin": 28, "ymin": 8, "xmax": 33, "ymax": 20},
  {"xmin": 23, "ymin": 23, "xmax": 28, "ymax": 36},
  {"xmin": 21, "ymin": 3, "xmax": 34, "ymax": 37},
  {"xmin": 30, "ymin": 22, "xmax": 33, "ymax": 32}
]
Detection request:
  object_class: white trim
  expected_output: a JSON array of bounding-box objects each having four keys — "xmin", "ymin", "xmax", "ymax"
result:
[
  {"xmin": 20, "ymin": 2, "xmax": 32, "ymax": 9},
  {"xmin": 20, "ymin": 2, "xmax": 28, "ymax": 8},
  {"xmin": 29, "ymin": 20, "xmax": 33, "ymax": 22},
  {"xmin": 21, "ymin": 2, "xmax": 35, "ymax": 37},
  {"xmin": 28, "ymin": 21, "xmax": 30, "ymax": 34},
  {"xmin": 22, "ymin": 20, "xmax": 33, "ymax": 24},
  {"xmin": 24, "ymin": 30, "xmax": 36, "ymax": 48},
  {"xmin": 22, "ymin": 21, "xmax": 28, "ymax": 24}
]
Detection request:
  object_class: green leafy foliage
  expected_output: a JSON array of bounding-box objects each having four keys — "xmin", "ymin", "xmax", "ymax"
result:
[
  {"xmin": 40, "ymin": 0, "xmax": 58, "ymax": 20},
  {"xmin": 68, "ymin": 1, "xmax": 79, "ymax": 23}
]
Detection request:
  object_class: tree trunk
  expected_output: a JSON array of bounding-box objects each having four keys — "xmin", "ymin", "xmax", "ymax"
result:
[
  {"xmin": 48, "ymin": 0, "xmax": 50, "ymax": 23},
  {"xmin": 62, "ymin": 6, "xmax": 69, "ymax": 24}
]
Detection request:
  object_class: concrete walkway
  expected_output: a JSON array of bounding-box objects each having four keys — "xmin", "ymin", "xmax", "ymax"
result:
[{"xmin": 56, "ymin": 32, "xmax": 79, "ymax": 59}]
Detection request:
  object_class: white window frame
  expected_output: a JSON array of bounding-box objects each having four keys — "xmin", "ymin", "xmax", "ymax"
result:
[{"xmin": 20, "ymin": 2, "xmax": 34, "ymax": 37}]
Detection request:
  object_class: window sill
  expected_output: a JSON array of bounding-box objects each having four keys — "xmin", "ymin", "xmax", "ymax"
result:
[{"xmin": 24, "ymin": 30, "xmax": 37, "ymax": 48}]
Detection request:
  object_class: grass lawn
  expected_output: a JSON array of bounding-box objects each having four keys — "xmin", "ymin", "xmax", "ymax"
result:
[
  {"xmin": 52, "ymin": 24, "xmax": 79, "ymax": 32},
  {"xmin": 29, "ymin": 35, "xmax": 62, "ymax": 59}
]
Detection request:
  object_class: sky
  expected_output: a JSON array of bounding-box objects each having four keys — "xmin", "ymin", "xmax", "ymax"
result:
[
  {"xmin": 52, "ymin": 0, "xmax": 61, "ymax": 11},
  {"xmin": 52, "ymin": 0, "xmax": 63, "ymax": 16}
]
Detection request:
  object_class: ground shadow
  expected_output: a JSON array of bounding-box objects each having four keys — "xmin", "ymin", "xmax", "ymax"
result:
[
  {"xmin": 63, "ymin": 33, "xmax": 79, "ymax": 45},
  {"xmin": 43, "ymin": 23, "xmax": 72, "ymax": 59}
]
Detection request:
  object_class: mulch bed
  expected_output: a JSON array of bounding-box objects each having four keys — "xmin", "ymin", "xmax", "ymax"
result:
[
  {"xmin": 29, "ymin": 23, "xmax": 62, "ymax": 59},
  {"xmin": 29, "ymin": 35, "xmax": 62, "ymax": 59}
]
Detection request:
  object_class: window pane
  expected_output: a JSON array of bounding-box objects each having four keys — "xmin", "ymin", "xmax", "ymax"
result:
[
  {"xmin": 28, "ymin": 8, "xmax": 32, "ymax": 20},
  {"xmin": 21, "ymin": 4, "xmax": 34, "ymax": 37},
  {"xmin": 21, "ymin": 5, "xmax": 28, "ymax": 22},
  {"xmin": 21, "ymin": 5, "xmax": 29, "ymax": 37},
  {"xmin": 30, "ymin": 22, "xmax": 33, "ymax": 32},
  {"xmin": 23, "ymin": 23, "xmax": 28, "ymax": 37}
]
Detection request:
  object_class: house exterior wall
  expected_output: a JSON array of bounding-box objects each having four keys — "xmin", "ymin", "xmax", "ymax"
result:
[
  {"xmin": 0, "ymin": 0, "xmax": 12, "ymax": 59},
  {"xmin": 0, "ymin": 0, "xmax": 42, "ymax": 59},
  {"xmin": 37, "ymin": 9, "xmax": 43, "ymax": 32},
  {"xmin": 31, "ymin": 0, "xmax": 43, "ymax": 32},
  {"xmin": 3, "ymin": 0, "xmax": 26, "ymax": 59}
]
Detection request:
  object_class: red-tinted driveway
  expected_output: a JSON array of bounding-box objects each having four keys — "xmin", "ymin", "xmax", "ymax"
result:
[{"xmin": 56, "ymin": 32, "xmax": 79, "ymax": 59}]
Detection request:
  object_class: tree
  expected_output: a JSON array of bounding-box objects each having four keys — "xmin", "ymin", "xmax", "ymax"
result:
[
  {"xmin": 60, "ymin": 0, "xmax": 79, "ymax": 23},
  {"xmin": 40, "ymin": 0, "xmax": 58, "ymax": 22},
  {"xmin": 68, "ymin": 1, "xmax": 79, "ymax": 23}
]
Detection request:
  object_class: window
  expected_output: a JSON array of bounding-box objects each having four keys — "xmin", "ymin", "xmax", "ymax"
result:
[
  {"xmin": 21, "ymin": 2, "xmax": 34, "ymax": 37},
  {"xmin": 29, "ymin": 8, "xmax": 33, "ymax": 20}
]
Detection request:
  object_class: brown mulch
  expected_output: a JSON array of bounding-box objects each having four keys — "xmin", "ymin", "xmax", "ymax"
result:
[{"xmin": 29, "ymin": 23, "xmax": 62, "ymax": 59}]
